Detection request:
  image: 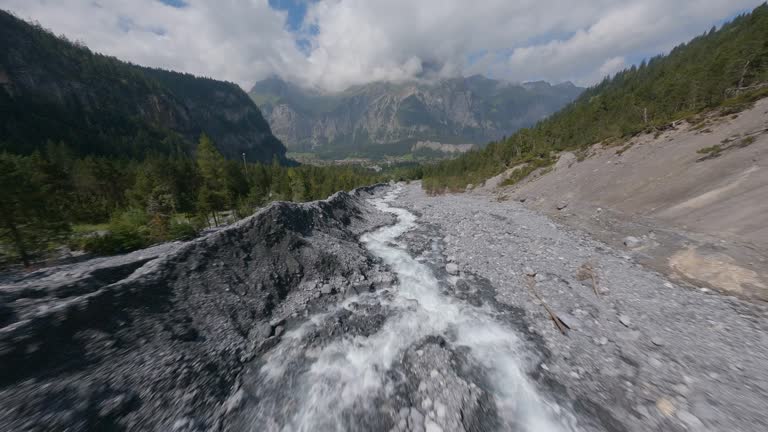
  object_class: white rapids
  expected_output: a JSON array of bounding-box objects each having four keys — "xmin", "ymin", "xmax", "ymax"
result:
[{"xmin": 251, "ymin": 185, "xmax": 577, "ymax": 432}]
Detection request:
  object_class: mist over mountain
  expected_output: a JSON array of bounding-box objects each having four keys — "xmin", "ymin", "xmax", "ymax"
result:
[{"xmin": 250, "ymin": 75, "xmax": 583, "ymax": 158}]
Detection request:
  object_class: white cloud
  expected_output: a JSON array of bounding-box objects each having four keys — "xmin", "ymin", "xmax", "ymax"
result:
[
  {"xmin": 0, "ymin": 0, "xmax": 763, "ymax": 91},
  {"xmin": 0, "ymin": 0, "xmax": 305, "ymax": 87}
]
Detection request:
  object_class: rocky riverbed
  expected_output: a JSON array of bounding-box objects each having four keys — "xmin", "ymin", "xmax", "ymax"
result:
[
  {"xmin": 396, "ymin": 181, "xmax": 768, "ymax": 432},
  {"xmin": 2, "ymin": 182, "xmax": 767, "ymax": 432}
]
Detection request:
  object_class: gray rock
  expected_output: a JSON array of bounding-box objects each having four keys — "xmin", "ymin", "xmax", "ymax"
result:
[
  {"xmin": 618, "ymin": 314, "xmax": 632, "ymax": 327},
  {"xmin": 222, "ymin": 389, "xmax": 245, "ymax": 415},
  {"xmin": 445, "ymin": 263, "xmax": 459, "ymax": 275},
  {"xmin": 556, "ymin": 202, "xmax": 569, "ymax": 210},
  {"xmin": 172, "ymin": 418, "xmax": 195, "ymax": 431},
  {"xmin": 651, "ymin": 337, "xmax": 665, "ymax": 346},
  {"xmin": 623, "ymin": 236, "xmax": 642, "ymax": 248},
  {"xmin": 421, "ymin": 397, "xmax": 433, "ymax": 411},
  {"xmin": 425, "ymin": 418, "xmax": 443, "ymax": 432},
  {"xmin": 617, "ymin": 330, "xmax": 641, "ymax": 341},
  {"xmin": 677, "ymin": 410, "xmax": 705, "ymax": 429},
  {"xmin": 255, "ymin": 322, "xmax": 273, "ymax": 340},
  {"xmin": 274, "ymin": 326, "xmax": 285, "ymax": 338},
  {"xmin": 557, "ymin": 313, "xmax": 579, "ymax": 330},
  {"xmin": 523, "ymin": 266, "xmax": 536, "ymax": 276},
  {"xmin": 409, "ymin": 409, "xmax": 425, "ymax": 429},
  {"xmin": 320, "ymin": 284, "xmax": 334, "ymax": 295}
]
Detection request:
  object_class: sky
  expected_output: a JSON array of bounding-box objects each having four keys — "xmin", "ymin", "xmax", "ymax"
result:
[{"xmin": 0, "ymin": 0, "xmax": 763, "ymax": 92}]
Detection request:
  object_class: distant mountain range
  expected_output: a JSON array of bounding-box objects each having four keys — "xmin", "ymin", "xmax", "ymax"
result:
[
  {"xmin": 249, "ymin": 75, "xmax": 583, "ymax": 159},
  {"xmin": 0, "ymin": 10, "xmax": 285, "ymax": 163}
]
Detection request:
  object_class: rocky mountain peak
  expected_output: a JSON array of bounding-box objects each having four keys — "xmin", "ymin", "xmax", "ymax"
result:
[{"xmin": 249, "ymin": 75, "xmax": 583, "ymax": 159}]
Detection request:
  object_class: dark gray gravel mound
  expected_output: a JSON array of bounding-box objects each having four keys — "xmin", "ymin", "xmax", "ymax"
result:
[{"xmin": 0, "ymin": 186, "xmax": 393, "ymax": 432}]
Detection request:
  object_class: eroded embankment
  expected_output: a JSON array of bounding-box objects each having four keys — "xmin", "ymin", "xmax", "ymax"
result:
[
  {"xmin": 487, "ymin": 97, "xmax": 768, "ymax": 299},
  {"xmin": 0, "ymin": 185, "xmax": 393, "ymax": 432}
]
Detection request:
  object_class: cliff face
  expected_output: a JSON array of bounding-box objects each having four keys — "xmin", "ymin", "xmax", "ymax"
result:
[
  {"xmin": 249, "ymin": 75, "xmax": 583, "ymax": 157},
  {"xmin": 0, "ymin": 10, "xmax": 286, "ymax": 163}
]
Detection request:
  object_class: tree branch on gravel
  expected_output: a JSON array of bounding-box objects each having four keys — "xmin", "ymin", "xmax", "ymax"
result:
[
  {"xmin": 577, "ymin": 262, "xmax": 601, "ymax": 297},
  {"xmin": 526, "ymin": 276, "xmax": 570, "ymax": 334}
]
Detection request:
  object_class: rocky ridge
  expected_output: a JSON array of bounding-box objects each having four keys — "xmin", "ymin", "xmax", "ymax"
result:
[
  {"xmin": 249, "ymin": 76, "xmax": 583, "ymax": 156},
  {"xmin": 0, "ymin": 185, "xmax": 393, "ymax": 431}
]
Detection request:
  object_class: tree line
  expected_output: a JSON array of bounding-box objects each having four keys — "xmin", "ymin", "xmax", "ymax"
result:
[
  {"xmin": 422, "ymin": 3, "xmax": 768, "ymax": 193},
  {"xmin": 0, "ymin": 135, "xmax": 420, "ymax": 267}
]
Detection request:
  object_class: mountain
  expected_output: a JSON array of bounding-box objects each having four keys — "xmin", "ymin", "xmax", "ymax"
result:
[
  {"xmin": 249, "ymin": 75, "xmax": 583, "ymax": 158},
  {"xmin": 0, "ymin": 10, "xmax": 285, "ymax": 163},
  {"xmin": 422, "ymin": 3, "xmax": 768, "ymax": 192}
]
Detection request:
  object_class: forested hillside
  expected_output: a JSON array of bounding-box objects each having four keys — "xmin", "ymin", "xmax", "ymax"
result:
[
  {"xmin": 0, "ymin": 9, "xmax": 284, "ymax": 162},
  {"xmin": 422, "ymin": 3, "xmax": 768, "ymax": 193},
  {"xmin": 0, "ymin": 10, "xmax": 420, "ymax": 267},
  {"xmin": 0, "ymin": 134, "xmax": 419, "ymax": 267}
]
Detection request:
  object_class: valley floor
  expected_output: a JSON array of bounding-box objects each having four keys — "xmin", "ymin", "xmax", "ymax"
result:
[
  {"xmin": 397, "ymin": 181, "xmax": 768, "ymax": 432},
  {"xmin": 2, "ymin": 180, "xmax": 767, "ymax": 432}
]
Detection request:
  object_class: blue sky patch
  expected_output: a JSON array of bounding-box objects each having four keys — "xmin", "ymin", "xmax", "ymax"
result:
[
  {"xmin": 269, "ymin": 0, "xmax": 309, "ymax": 32},
  {"xmin": 158, "ymin": 0, "xmax": 188, "ymax": 8}
]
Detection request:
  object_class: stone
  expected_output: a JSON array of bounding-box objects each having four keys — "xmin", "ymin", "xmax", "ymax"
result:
[
  {"xmin": 274, "ymin": 326, "xmax": 285, "ymax": 338},
  {"xmin": 172, "ymin": 418, "xmax": 194, "ymax": 431},
  {"xmin": 434, "ymin": 401, "xmax": 446, "ymax": 419},
  {"xmin": 523, "ymin": 266, "xmax": 536, "ymax": 276},
  {"xmin": 623, "ymin": 236, "xmax": 642, "ymax": 248},
  {"xmin": 425, "ymin": 419, "xmax": 443, "ymax": 432},
  {"xmin": 421, "ymin": 397, "xmax": 433, "ymax": 410},
  {"xmin": 618, "ymin": 314, "xmax": 632, "ymax": 327},
  {"xmin": 222, "ymin": 389, "xmax": 245, "ymax": 415},
  {"xmin": 617, "ymin": 330, "xmax": 641, "ymax": 341},
  {"xmin": 651, "ymin": 337, "xmax": 665, "ymax": 347},
  {"xmin": 557, "ymin": 313, "xmax": 579, "ymax": 330},
  {"xmin": 556, "ymin": 202, "xmax": 568, "ymax": 210},
  {"xmin": 677, "ymin": 410, "xmax": 705, "ymax": 429},
  {"xmin": 409, "ymin": 409, "xmax": 425, "ymax": 429},
  {"xmin": 656, "ymin": 398, "xmax": 676, "ymax": 417},
  {"xmin": 446, "ymin": 263, "xmax": 459, "ymax": 275},
  {"xmin": 595, "ymin": 336, "xmax": 609, "ymax": 346},
  {"xmin": 320, "ymin": 284, "xmax": 333, "ymax": 295},
  {"xmin": 397, "ymin": 417, "xmax": 408, "ymax": 430},
  {"xmin": 255, "ymin": 322, "xmax": 273, "ymax": 339},
  {"xmin": 455, "ymin": 280, "xmax": 470, "ymax": 292}
]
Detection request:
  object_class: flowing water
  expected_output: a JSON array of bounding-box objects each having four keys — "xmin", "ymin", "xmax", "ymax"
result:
[{"xmin": 238, "ymin": 186, "xmax": 577, "ymax": 431}]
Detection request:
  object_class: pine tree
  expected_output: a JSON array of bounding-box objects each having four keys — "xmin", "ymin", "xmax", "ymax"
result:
[{"xmin": 0, "ymin": 153, "xmax": 69, "ymax": 266}]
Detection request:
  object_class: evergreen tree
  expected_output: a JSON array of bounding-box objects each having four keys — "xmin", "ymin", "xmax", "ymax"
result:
[{"xmin": 0, "ymin": 153, "xmax": 69, "ymax": 266}]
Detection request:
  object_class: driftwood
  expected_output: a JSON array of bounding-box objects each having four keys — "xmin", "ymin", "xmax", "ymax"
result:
[
  {"xmin": 577, "ymin": 262, "xmax": 600, "ymax": 297},
  {"xmin": 526, "ymin": 276, "xmax": 569, "ymax": 334}
]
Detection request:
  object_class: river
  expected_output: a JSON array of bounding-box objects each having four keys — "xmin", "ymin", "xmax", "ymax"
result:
[{"xmin": 236, "ymin": 185, "xmax": 576, "ymax": 431}]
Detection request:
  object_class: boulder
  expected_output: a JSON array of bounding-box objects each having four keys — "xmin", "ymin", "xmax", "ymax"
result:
[{"xmin": 446, "ymin": 263, "xmax": 459, "ymax": 275}]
